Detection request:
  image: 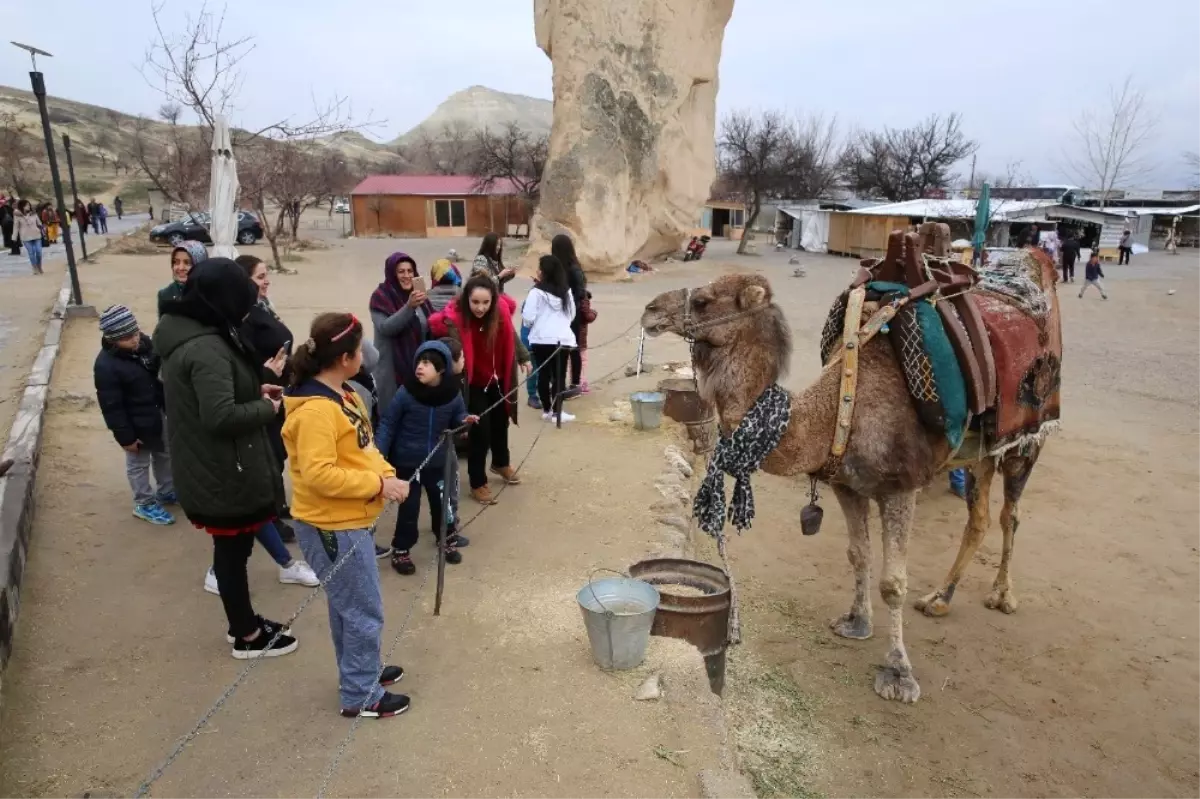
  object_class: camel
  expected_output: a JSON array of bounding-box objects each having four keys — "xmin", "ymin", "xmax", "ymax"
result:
[{"xmin": 640, "ymin": 242, "xmax": 1059, "ymax": 703}]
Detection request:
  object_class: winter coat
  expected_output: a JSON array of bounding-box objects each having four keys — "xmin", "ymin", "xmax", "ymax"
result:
[
  {"xmin": 93, "ymin": 334, "xmax": 166, "ymax": 450},
  {"xmin": 1119, "ymin": 232, "xmax": 1131, "ymax": 248},
  {"xmin": 157, "ymin": 281, "xmax": 185, "ymax": 318},
  {"xmin": 472, "ymin": 253, "xmax": 513, "ymax": 293},
  {"xmin": 522, "ymin": 286, "xmax": 576, "ymax": 347},
  {"xmin": 375, "ymin": 383, "xmax": 468, "ymax": 471},
  {"xmin": 429, "ymin": 294, "xmax": 527, "ymax": 424},
  {"xmin": 1085, "ymin": 261, "xmax": 1105, "ymax": 281},
  {"xmin": 240, "ymin": 299, "xmax": 295, "ymax": 465},
  {"xmin": 428, "ymin": 283, "xmax": 459, "ymax": 313},
  {"xmin": 12, "ymin": 212, "xmax": 41, "ymax": 244},
  {"xmin": 282, "ymin": 380, "xmax": 395, "ymax": 531},
  {"xmin": 153, "ymin": 312, "xmax": 284, "ymax": 530}
]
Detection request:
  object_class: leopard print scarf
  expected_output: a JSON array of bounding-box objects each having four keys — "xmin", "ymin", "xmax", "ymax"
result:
[{"xmin": 693, "ymin": 384, "xmax": 791, "ymax": 536}]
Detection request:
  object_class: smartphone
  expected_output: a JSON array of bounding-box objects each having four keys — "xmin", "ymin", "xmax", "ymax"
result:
[
  {"xmin": 412, "ymin": 276, "xmax": 427, "ymax": 293},
  {"xmin": 282, "ymin": 341, "xmax": 291, "ymax": 353}
]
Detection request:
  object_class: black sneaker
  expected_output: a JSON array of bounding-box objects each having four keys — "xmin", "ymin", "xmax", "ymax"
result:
[
  {"xmin": 379, "ymin": 665, "xmax": 405, "ymax": 686},
  {"xmin": 226, "ymin": 616, "xmax": 290, "ymax": 644},
  {"xmin": 231, "ymin": 627, "xmax": 298, "ymax": 659},
  {"xmin": 341, "ymin": 691, "xmax": 410, "ymax": 718},
  {"xmin": 446, "ymin": 532, "xmax": 469, "ymax": 548},
  {"xmin": 444, "ymin": 544, "xmax": 463, "ymax": 565},
  {"xmin": 375, "ymin": 544, "xmax": 391, "ymax": 559},
  {"xmin": 391, "ymin": 550, "xmax": 416, "ymax": 575}
]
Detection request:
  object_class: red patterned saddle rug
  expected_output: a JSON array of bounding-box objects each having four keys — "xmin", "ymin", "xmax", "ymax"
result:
[{"xmin": 973, "ymin": 247, "xmax": 1062, "ymax": 455}]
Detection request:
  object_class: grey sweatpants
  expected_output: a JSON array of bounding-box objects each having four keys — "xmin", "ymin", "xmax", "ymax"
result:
[
  {"xmin": 125, "ymin": 442, "xmax": 174, "ymax": 505},
  {"xmin": 294, "ymin": 521, "xmax": 386, "ymax": 710},
  {"xmin": 1079, "ymin": 278, "xmax": 1107, "ymax": 298}
]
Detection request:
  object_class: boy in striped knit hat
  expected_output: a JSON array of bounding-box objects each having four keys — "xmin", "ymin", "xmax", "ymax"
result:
[{"xmin": 94, "ymin": 305, "xmax": 176, "ymax": 525}]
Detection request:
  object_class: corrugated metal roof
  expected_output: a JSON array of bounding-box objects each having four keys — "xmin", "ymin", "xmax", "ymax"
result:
[
  {"xmin": 1095, "ymin": 205, "xmax": 1200, "ymax": 217},
  {"xmin": 350, "ymin": 174, "xmax": 521, "ymax": 196},
  {"xmin": 843, "ymin": 198, "xmax": 1059, "ymax": 220}
]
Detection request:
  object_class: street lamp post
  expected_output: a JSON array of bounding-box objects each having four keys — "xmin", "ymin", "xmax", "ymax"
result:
[
  {"xmin": 10, "ymin": 41, "xmax": 87, "ymax": 310},
  {"xmin": 61, "ymin": 134, "xmax": 90, "ymax": 262}
]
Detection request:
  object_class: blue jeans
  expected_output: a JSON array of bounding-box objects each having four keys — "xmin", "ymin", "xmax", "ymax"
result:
[
  {"xmin": 948, "ymin": 468, "xmax": 967, "ymax": 498},
  {"xmin": 293, "ymin": 522, "xmax": 386, "ymax": 710},
  {"xmin": 255, "ymin": 521, "xmax": 292, "ymax": 567},
  {"xmin": 24, "ymin": 239, "xmax": 43, "ymax": 269},
  {"xmin": 520, "ymin": 325, "xmax": 536, "ymax": 398}
]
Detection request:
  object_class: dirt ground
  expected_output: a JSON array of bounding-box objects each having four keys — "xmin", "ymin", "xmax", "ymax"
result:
[{"xmin": 0, "ymin": 231, "xmax": 1197, "ymax": 798}]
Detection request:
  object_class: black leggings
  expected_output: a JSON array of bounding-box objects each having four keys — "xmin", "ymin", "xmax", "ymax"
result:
[
  {"xmin": 391, "ymin": 462, "xmax": 454, "ymax": 552},
  {"xmin": 212, "ymin": 532, "xmax": 258, "ymax": 639},
  {"xmin": 531, "ymin": 344, "xmax": 568, "ymax": 414},
  {"xmin": 467, "ymin": 383, "xmax": 510, "ymax": 489},
  {"xmin": 568, "ymin": 320, "xmax": 583, "ymax": 385}
]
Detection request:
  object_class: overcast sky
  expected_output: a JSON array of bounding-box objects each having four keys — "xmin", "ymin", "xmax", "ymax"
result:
[{"xmin": 4, "ymin": 0, "xmax": 1198, "ymax": 187}]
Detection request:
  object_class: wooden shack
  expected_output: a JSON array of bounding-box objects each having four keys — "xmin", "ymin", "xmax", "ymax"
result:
[
  {"xmin": 827, "ymin": 211, "xmax": 911, "ymax": 259},
  {"xmin": 350, "ymin": 175, "xmax": 530, "ymax": 238}
]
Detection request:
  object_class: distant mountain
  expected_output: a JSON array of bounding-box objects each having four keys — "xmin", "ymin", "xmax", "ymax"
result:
[{"xmin": 392, "ymin": 86, "xmax": 552, "ymax": 144}]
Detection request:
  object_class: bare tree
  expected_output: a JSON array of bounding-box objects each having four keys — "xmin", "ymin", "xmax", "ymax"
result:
[
  {"xmin": 718, "ymin": 110, "xmax": 838, "ymax": 254},
  {"xmin": 969, "ymin": 159, "xmax": 1033, "ymax": 191},
  {"xmin": 93, "ymin": 130, "xmax": 114, "ymax": 169},
  {"xmin": 840, "ymin": 113, "xmax": 979, "ymax": 201},
  {"xmin": 473, "ymin": 122, "xmax": 547, "ymax": 206},
  {"xmin": 158, "ymin": 102, "xmax": 184, "ymax": 125},
  {"xmin": 411, "ymin": 122, "xmax": 478, "ymax": 175},
  {"xmin": 1183, "ymin": 150, "xmax": 1200, "ymax": 190},
  {"xmin": 0, "ymin": 112, "xmax": 38, "ymax": 197},
  {"xmin": 1063, "ymin": 76, "xmax": 1156, "ymax": 210},
  {"xmin": 365, "ymin": 195, "xmax": 385, "ymax": 233}
]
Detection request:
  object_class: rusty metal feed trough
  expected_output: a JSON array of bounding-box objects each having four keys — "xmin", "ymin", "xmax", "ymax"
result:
[
  {"xmin": 657, "ymin": 377, "xmax": 717, "ymax": 455},
  {"xmin": 629, "ymin": 558, "xmax": 731, "ymax": 695}
]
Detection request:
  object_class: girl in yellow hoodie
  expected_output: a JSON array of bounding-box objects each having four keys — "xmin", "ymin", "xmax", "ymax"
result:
[{"xmin": 283, "ymin": 312, "xmax": 412, "ymax": 719}]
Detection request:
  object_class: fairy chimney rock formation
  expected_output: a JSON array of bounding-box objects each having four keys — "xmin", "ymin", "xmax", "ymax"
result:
[{"xmin": 529, "ymin": 0, "xmax": 735, "ymax": 275}]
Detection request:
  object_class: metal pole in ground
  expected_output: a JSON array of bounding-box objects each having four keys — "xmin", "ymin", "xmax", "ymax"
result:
[
  {"xmin": 61, "ymin": 134, "xmax": 90, "ymax": 263},
  {"xmin": 433, "ymin": 430, "xmax": 454, "ymax": 616},
  {"xmin": 555, "ymin": 345, "xmax": 564, "ymax": 429},
  {"xmin": 16, "ymin": 46, "xmax": 84, "ymax": 305}
]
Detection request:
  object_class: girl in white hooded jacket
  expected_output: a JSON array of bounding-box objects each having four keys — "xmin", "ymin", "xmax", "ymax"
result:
[{"xmin": 522, "ymin": 255, "xmax": 577, "ymax": 422}]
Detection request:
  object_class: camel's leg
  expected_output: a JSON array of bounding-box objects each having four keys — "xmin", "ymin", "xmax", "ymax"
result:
[
  {"xmin": 985, "ymin": 446, "xmax": 1041, "ymax": 614},
  {"xmin": 830, "ymin": 485, "xmax": 872, "ymax": 639},
  {"xmin": 914, "ymin": 457, "xmax": 997, "ymax": 616},
  {"xmin": 874, "ymin": 491, "xmax": 920, "ymax": 703}
]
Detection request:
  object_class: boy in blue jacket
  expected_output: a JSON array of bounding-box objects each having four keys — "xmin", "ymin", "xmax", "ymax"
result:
[{"xmin": 376, "ymin": 341, "xmax": 477, "ymax": 575}]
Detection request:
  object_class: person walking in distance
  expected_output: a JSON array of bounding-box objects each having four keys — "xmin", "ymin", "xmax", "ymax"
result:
[
  {"xmin": 74, "ymin": 199, "xmax": 90, "ymax": 240},
  {"xmin": 93, "ymin": 305, "xmax": 176, "ymax": 525},
  {"xmin": 1118, "ymin": 229, "xmax": 1133, "ymax": 265},
  {"xmin": 97, "ymin": 202, "xmax": 109, "ymax": 234},
  {"xmin": 87, "ymin": 198, "xmax": 100, "ymax": 234},
  {"xmin": 12, "ymin": 200, "xmax": 44, "ymax": 274},
  {"xmin": 153, "ymin": 258, "xmax": 298, "ymax": 659},
  {"xmin": 283, "ymin": 312, "xmax": 411, "ymax": 719},
  {"xmin": 1078, "ymin": 252, "xmax": 1108, "ymax": 300},
  {"xmin": 1060, "ymin": 233, "xmax": 1080, "ymax": 284},
  {"xmin": 375, "ymin": 341, "xmax": 477, "ymax": 576},
  {"xmin": 114, "ymin": 196, "xmax": 123, "ymax": 220},
  {"xmin": 523, "ymin": 255, "xmax": 578, "ymax": 423},
  {"xmin": 429, "ymin": 274, "xmax": 530, "ymax": 505}
]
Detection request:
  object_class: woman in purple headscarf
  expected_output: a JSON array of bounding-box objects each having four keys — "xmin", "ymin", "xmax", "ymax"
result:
[{"xmin": 370, "ymin": 252, "xmax": 433, "ymax": 412}]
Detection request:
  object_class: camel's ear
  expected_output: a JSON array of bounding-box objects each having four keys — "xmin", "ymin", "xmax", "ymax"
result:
[{"xmin": 738, "ymin": 283, "xmax": 768, "ymax": 309}]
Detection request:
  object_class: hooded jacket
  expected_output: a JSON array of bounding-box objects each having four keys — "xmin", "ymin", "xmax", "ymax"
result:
[
  {"xmin": 153, "ymin": 259, "xmax": 283, "ymax": 531},
  {"xmin": 93, "ymin": 333, "xmax": 165, "ymax": 450},
  {"xmin": 282, "ymin": 379, "xmax": 395, "ymax": 531},
  {"xmin": 375, "ymin": 341, "xmax": 468, "ymax": 470},
  {"xmin": 430, "ymin": 293, "xmax": 524, "ymax": 422},
  {"xmin": 369, "ymin": 252, "xmax": 431, "ymax": 413}
]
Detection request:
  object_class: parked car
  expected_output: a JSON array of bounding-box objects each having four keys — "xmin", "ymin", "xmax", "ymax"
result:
[
  {"xmin": 149, "ymin": 211, "xmax": 263, "ymax": 246},
  {"xmin": 333, "ymin": 198, "xmax": 350, "ymax": 214}
]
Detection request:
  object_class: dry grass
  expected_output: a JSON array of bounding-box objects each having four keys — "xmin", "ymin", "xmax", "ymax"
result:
[{"xmin": 103, "ymin": 223, "xmax": 160, "ymax": 256}]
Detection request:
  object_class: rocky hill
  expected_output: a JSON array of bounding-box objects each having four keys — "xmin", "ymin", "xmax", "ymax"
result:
[
  {"xmin": 0, "ymin": 83, "xmax": 552, "ymax": 202},
  {"xmin": 392, "ymin": 86, "xmax": 552, "ymax": 144}
]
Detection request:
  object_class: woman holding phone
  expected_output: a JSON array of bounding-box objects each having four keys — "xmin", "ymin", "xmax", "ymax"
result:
[{"xmin": 370, "ymin": 253, "xmax": 433, "ymax": 413}]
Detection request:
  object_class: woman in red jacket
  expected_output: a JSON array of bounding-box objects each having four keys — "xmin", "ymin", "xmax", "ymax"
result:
[{"xmin": 429, "ymin": 274, "xmax": 529, "ymax": 505}]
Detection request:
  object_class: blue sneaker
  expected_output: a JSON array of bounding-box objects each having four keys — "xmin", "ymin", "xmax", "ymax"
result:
[
  {"xmin": 134, "ymin": 502, "xmax": 175, "ymax": 526},
  {"xmin": 156, "ymin": 491, "xmax": 178, "ymax": 505}
]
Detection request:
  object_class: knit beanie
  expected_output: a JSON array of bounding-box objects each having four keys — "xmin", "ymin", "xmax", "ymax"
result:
[{"xmin": 99, "ymin": 305, "xmax": 139, "ymax": 340}]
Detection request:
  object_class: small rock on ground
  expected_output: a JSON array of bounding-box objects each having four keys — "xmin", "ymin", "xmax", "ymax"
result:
[
  {"xmin": 655, "ymin": 514, "xmax": 689, "ymax": 532},
  {"xmin": 634, "ymin": 673, "xmax": 662, "ymax": 700}
]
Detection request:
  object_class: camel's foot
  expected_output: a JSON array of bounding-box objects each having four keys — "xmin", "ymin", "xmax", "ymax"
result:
[
  {"xmin": 874, "ymin": 653, "xmax": 921, "ymax": 703},
  {"xmin": 829, "ymin": 612, "xmax": 873, "ymax": 640},
  {"xmin": 914, "ymin": 590, "xmax": 951, "ymax": 617},
  {"xmin": 984, "ymin": 587, "xmax": 1019, "ymax": 614}
]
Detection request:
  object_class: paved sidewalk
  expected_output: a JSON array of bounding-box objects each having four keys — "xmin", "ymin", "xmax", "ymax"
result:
[{"xmin": 0, "ymin": 213, "xmax": 148, "ymax": 278}]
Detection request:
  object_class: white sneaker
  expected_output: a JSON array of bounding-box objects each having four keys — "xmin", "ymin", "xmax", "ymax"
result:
[
  {"xmin": 542, "ymin": 410, "xmax": 576, "ymax": 423},
  {"xmin": 279, "ymin": 560, "xmax": 320, "ymax": 587},
  {"xmin": 204, "ymin": 568, "xmax": 220, "ymax": 596}
]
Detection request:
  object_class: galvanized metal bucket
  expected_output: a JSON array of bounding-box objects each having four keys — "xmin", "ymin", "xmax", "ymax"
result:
[
  {"xmin": 576, "ymin": 576, "xmax": 660, "ymax": 670},
  {"xmin": 630, "ymin": 391, "xmax": 667, "ymax": 431}
]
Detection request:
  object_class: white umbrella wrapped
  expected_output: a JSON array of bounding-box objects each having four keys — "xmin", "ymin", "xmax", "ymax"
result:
[{"xmin": 207, "ymin": 115, "xmax": 240, "ymax": 260}]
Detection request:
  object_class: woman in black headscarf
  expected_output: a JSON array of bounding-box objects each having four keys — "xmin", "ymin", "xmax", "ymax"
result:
[{"xmin": 153, "ymin": 258, "xmax": 298, "ymax": 659}]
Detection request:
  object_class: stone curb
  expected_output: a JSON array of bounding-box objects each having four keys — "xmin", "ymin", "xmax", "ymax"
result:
[{"xmin": 0, "ymin": 281, "xmax": 71, "ymax": 687}]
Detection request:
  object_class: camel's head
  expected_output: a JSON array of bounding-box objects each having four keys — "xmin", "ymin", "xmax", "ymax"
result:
[{"xmin": 642, "ymin": 273, "xmax": 777, "ymax": 348}]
